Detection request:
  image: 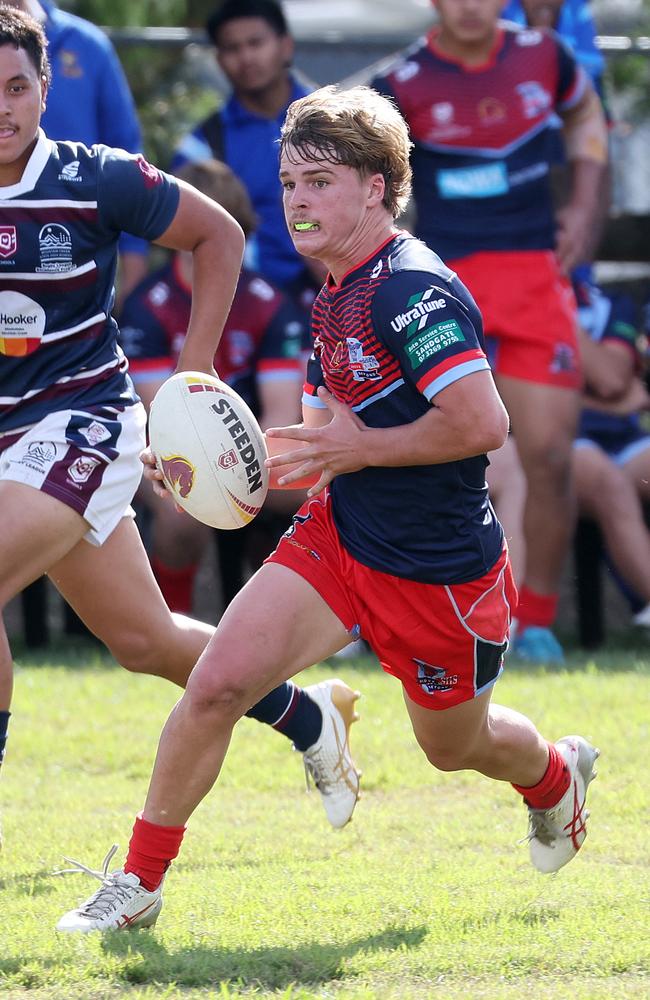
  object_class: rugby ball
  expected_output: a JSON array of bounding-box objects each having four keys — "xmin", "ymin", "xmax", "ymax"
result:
[{"xmin": 148, "ymin": 371, "xmax": 269, "ymax": 530}]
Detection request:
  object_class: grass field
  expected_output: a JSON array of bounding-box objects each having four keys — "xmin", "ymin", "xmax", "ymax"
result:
[{"xmin": 0, "ymin": 640, "xmax": 648, "ymax": 1000}]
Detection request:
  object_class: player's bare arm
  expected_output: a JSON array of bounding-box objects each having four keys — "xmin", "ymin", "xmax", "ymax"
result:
[
  {"xmin": 154, "ymin": 179, "xmax": 245, "ymax": 374},
  {"xmin": 557, "ymin": 85, "xmax": 608, "ymax": 272},
  {"xmin": 266, "ymin": 371, "xmax": 508, "ymax": 495}
]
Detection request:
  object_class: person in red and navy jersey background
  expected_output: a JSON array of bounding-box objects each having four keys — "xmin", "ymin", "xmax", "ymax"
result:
[
  {"xmin": 118, "ymin": 159, "xmax": 310, "ymax": 615},
  {"xmin": 372, "ymin": 0, "xmax": 608, "ymax": 662}
]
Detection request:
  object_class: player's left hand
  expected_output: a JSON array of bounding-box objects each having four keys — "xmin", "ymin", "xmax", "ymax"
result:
[{"xmin": 265, "ymin": 387, "xmax": 368, "ymax": 495}]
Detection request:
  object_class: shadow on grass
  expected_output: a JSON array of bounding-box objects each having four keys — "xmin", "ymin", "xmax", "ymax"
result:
[
  {"xmin": 99, "ymin": 923, "xmax": 428, "ymax": 990},
  {"xmin": 0, "ymin": 867, "xmax": 57, "ymax": 896}
]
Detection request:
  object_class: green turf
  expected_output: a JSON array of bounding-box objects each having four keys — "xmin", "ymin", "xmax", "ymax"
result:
[{"xmin": 0, "ymin": 642, "xmax": 648, "ymax": 999}]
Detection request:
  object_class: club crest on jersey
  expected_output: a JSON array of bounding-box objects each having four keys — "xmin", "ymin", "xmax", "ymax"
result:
[
  {"xmin": 391, "ymin": 289, "xmax": 446, "ymax": 335},
  {"xmin": 516, "ymin": 81, "xmax": 551, "ymax": 119},
  {"xmin": 0, "ymin": 226, "xmax": 17, "ymax": 259},
  {"xmin": 36, "ymin": 224, "xmax": 73, "ymax": 272}
]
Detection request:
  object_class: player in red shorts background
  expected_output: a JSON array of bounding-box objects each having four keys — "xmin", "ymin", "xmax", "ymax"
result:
[
  {"xmin": 372, "ymin": 0, "xmax": 608, "ymax": 661},
  {"xmin": 59, "ymin": 86, "xmax": 599, "ymax": 934}
]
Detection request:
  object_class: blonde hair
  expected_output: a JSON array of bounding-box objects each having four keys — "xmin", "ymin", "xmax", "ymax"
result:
[
  {"xmin": 280, "ymin": 85, "xmax": 413, "ymax": 218},
  {"xmin": 174, "ymin": 159, "xmax": 258, "ymax": 237}
]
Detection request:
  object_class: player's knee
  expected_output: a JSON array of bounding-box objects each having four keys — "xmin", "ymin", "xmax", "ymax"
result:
[
  {"xmin": 184, "ymin": 667, "xmax": 251, "ymax": 723},
  {"xmin": 418, "ymin": 740, "xmax": 469, "ymax": 773},
  {"xmin": 105, "ymin": 630, "xmax": 164, "ymax": 677}
]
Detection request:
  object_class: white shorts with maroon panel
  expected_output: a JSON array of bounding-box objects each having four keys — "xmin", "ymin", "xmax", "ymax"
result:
[{"xmin": 0, "ymin": 403, "xmax": 146, "ymax": 546}]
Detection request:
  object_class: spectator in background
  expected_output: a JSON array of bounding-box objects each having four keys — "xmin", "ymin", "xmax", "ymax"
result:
[
  {"xmin": 501, "ymin": 0, "xmax": 605, "ymax": 90},
  {"xmin": 372, "ymin": 0, "xmax": 608, "ymax": 663},
  {"xmin": 119, "ymin": 160, "xmax": 309, "ymax": 616},
  {"xmin": 489, "ymin": 275, "xmax": 650, "ymax": 632},
  {"xmin": 171, "ymin": 0, "xmax": 324, "ymax": 310},
  {"xmin": 7, "ymin": 0, "xmax": 147, "ymax": 298}
]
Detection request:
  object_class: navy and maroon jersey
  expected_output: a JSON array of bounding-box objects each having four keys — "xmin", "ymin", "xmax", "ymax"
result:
[
  {"xmin": 372, "ymin": 25, "xmax": 587, "ymax": 260},
  {"xmin": 118, "ymin": 257, "xmax": 309, "ymax": 413},
  {"xmin": 303, "ymin": 231, "xmax": 503, "ymax": 584},
  {"xmin": 0, "ymin": 132, "xmax": 179, "ymax": 440}
]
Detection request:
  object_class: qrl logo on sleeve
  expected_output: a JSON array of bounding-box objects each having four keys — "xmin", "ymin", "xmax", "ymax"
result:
[{"xmin": 0, "ymin": 226, "xmax": 17, "ymax": 259}]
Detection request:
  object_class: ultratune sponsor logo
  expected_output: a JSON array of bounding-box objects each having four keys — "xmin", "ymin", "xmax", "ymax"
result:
[
  {"xmin": 391, "ymin": 289, "xmax": 446, "ymax": 335},
  {"xmin": 58, "ymin": 160, "xmax": 83, "ymax": 182},
  {"xmin": 211, "ymin": 398, "xmax": 264, "ymax": 495}
]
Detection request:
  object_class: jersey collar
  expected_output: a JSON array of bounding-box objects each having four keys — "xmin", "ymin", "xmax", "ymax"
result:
[
  {"xmin": 0, "ymin": 130, "xmax": 54, "ymax": 199},
  {"xmin": 427, "ymin": 25, "xmax": 506, "ymax": 72},
  {"xmin": 326, "ymin": 231, "xmax": 401, "ymax": 291}
]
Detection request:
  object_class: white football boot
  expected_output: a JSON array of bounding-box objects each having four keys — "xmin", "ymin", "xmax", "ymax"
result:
[
  {"xmin": 55, "ymin": 845, "xmax": 163, "ymax": 932},
  {"xmin": 302, "ymin": 678, "xmax": 361, "ymax": 829},
  {"xmin": 524, "ymin": 735, "xmax": 599, "ymax": 874}
]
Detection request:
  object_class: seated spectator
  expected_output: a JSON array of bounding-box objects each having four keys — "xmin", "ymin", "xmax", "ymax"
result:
[
  {"xmin": 118, "ymin": 160, "xmax": 309, "ymax": 615},
  {"xmin": 489, "ymin": 274, "xmax": 650, "ymax": 636}
]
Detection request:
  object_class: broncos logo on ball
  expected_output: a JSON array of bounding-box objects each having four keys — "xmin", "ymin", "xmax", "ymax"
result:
[{"xmin": 160, "ymin": 455, "xmax": 195, "ymax": 498}]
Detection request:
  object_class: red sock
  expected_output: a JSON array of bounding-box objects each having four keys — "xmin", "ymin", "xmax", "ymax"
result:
[
  {"xmin": 124, "ymin": 814, "xmax": 186, "ymax": 891},
  {"xmin": 151, "ymin": 558, "xmax": 198, "ymax": 614},
  {"xmin": 512, "ymin": 742, "xmax": 571, "ymax": 809},
  {"xmin": 516, "ymin": 585, "xmax": 558, "ymax": 630}
]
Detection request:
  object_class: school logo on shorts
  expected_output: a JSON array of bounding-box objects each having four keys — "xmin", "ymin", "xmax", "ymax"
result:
[
  {"xmin": 549, "ymin": 342, "xmax": 577, "ymax": 374},
  {"xmin": 36, "ymin": 224, "xmax": 73, "ymax": 272},
  {"xmin": 78, "ymin": 421, "xmax": 112, "ymax": 446},
  {"xmin": 20, "ymin": 441, "xmax": 57, "ymax": 473},
  {"xmin": 0, "ymin": 226, "xmax": 17, "ymax": 259},
  {"xmin": 414, "ymin": 658, "xmax": 459, "ymax": 693},
  {"xmin": 67, "ymin": 456, "xmax": 100, "ymax": 484}
]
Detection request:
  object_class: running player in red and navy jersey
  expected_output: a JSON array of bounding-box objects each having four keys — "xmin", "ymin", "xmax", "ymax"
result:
[
  {"xmin": 119, "ymin": 159, "xmax": 309, "ymax": 614},
  {"xmin": 0, "ymin": 8, "xmax": 361, "ymax": 848},
  {"xmin": 371, "ymin": 0, "xmax": 608, "ymax": 662},
  {"xmin": 59, "ymin": 85, "xmax": 599, "ymax": 934}
]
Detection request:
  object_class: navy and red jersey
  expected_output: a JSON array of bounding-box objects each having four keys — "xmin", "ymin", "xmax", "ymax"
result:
[
  {"xmin": 303, "ymin": 231, "xmax": 503, "ymax": 584},
  {"xmin": 0, "ymin": 132, "xmax": 179, "ymax": 440},
  {"xmin": 118, "ymin": 256, "xmax": 309, "ymax": 413},
  {"xmin": 372, "ymin": 25, "xmax": 587, "ymax": 260},
  {"xmin": 576, "ymin": 281, "xmax": 644, "ymax": 444}
]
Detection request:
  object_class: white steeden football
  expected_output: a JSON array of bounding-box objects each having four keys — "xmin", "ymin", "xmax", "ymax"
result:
[{"xmin": 148, "ymin": 371, "xmax": 269, "ymax": 529}]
